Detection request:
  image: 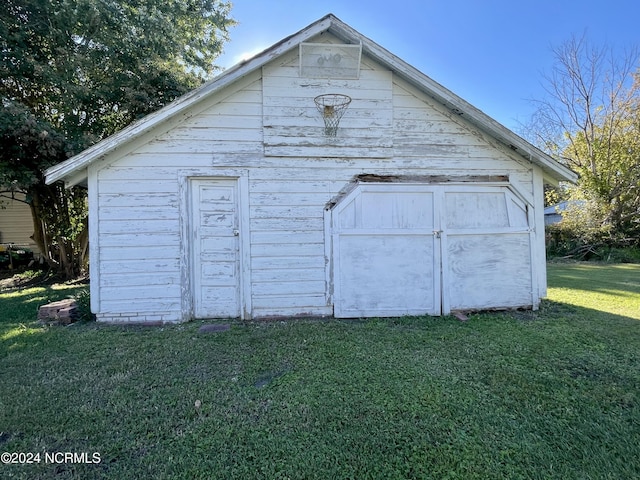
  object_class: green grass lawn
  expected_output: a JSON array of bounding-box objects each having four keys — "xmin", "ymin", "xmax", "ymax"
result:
[{"xmin": 1, "ymin": 263, "xmax": 639, "ymax": 479}]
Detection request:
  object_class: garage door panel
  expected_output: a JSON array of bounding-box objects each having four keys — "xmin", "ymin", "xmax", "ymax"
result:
[
  {"xmin": 335, "ymin": 234, "xmax": 438, "ymax": 317},
  {"xmin": 445, "ymin": 191, "xmax": 509, "ymax": 229},
  {"xmin": 360, "ymin": 191, "xmax": 435, "ymax": 229},
  {"xmin": 336, "ymin": 189, "xmax": 435, "ymax": 230},
  {"xmin": 447, "ymin": 233, "xmax": 532, "ymax": 310},
  {"xmin": 506, "ymin": 194, "xmax": 529, "ymax": 227}
]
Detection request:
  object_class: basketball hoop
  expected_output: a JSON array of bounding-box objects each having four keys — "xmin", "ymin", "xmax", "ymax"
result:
[{"xmin": 314, "ymin": 94, "xmax": 351, "ymax": 136}]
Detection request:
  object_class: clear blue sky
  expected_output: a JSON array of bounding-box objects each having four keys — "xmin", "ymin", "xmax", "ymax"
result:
[{"xmin": 217, "ymin": 0, "xmax": 640, "ymax": 131}]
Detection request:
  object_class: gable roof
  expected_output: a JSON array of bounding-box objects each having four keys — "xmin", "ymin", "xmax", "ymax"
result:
[{"xmin": 44, "ymin": 13, "xmax": 577, "ymax": 186}]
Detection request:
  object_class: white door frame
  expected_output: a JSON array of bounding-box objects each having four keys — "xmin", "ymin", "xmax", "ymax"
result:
[{"xmin": 178, "ymin": 170, "xmax": 251, "ymax": 321}]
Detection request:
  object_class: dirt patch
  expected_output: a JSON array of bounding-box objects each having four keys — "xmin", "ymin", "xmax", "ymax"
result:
[{"xmin": 198, "ymin": 323, "xmax": 231, "ymax": 333}]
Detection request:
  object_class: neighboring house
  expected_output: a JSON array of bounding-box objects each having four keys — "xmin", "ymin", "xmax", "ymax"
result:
[
  {"xmin": 544, "ymin": 200, "xmax": 585, "ymax": 225},
  {"xmin": 544, "ymin": 203, "xmax": 565, "ymax": 225},
  {"xmin": 45, "ymin": 14, "xmax": 577, "ymax": 323},
  {"xmin": 0, "ymin": 191, "xmax": 40, "ymax": 256}
]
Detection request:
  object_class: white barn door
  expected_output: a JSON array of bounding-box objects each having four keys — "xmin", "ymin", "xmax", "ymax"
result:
[
  {"xmin": 331, "ymin": 183, "xmax": 533, "ymax": 318},
  {"xmin": 190, "ymin": 178, "xmax": 241, "ymax": 318},
  {"xmin": 443, "ymin": 186, "xmax": 533, "ymax": 312},
  {"xmin": 332, "ymin": 184, "xmax": 441, "ymax": 317}
]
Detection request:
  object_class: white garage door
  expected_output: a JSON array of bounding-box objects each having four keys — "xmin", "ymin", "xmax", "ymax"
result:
[{"xmin": 331, "ymin": 183, "xmax": 533, "ymax": 317}]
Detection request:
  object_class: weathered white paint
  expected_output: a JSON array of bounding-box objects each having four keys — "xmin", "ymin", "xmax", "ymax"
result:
[
  {"xmin": 45, "ymin": 15, "xmax": 576, "ymax": 187},
  {"xmin": 87, "ymin": 58, "xmax": 545, "ymax": 322},
  {"xmin": 178, "ymin": 169, "xmax": 251, "ymax": 321},
  {"xmin": 299, "ymin": 43, "xmax": 362, "ymax": 78},
  {"xmin": 330, "ymin": 182, "xmax": 533, "ymax": 317},
  {"xmin": 532, "ymin": 167, "xmax": 547, "ymax": 302},
  {"xmin": 263, "ymin": 46, "xmax": 393, "ymax": 158},
  {"xmin": 43, "ymin": 16, "xmax": 576, "ymax": 323},
  {"xmin": 331, "ymin": 184, "xmax": 440, "ymax": 317},
  {"xmin": 442, "ymin": 186, "xmax": 533, "ymax": 312},
  {"xmin": 190, "ymin": 178, "xmax": 240, "ymax": 318}
]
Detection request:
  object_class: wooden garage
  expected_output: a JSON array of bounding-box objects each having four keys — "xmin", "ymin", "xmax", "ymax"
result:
[{"xmin": 44, "ymin": 14, "xmax": 576, "ymax": 323}]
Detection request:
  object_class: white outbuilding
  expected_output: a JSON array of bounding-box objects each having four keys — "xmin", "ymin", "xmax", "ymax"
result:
[{"xmin": 45, "ymin": 14, "xmax": 576, "ymax": 323}]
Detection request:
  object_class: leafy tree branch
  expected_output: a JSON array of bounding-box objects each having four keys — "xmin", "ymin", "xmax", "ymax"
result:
[{"xmin": 1, "ymin": 0, "xmax": 235, "ymax": 276}]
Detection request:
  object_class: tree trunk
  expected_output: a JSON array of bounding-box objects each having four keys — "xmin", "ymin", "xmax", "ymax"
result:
[
  {"xmin": 27, "ymin": 182, "xmax": 88, "ymax": 279},
  {"xmin": 28, "ymin": 188, "xmax": 56, "ymax": 269}
]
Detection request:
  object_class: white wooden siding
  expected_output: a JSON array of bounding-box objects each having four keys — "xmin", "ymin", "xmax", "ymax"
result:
[
  {"xmin": 95, "ymin": 168, "xmax": 183, "ymax": 319},
  {"xmin": 263, "ymin": 44, "xmax": 393, "ymax": 158},
  {"xmin": 90, "ymin": 34, "xmax": 543, "ymax": 322}
]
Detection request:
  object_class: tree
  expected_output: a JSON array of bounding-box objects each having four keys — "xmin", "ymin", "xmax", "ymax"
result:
[
  {"xmin": 528, "ymin": 35, "xmax": 640, "ymax": 250},
  {"xmin": 0, "ymin": 0, "xmax": 235, "ymax": 277}
]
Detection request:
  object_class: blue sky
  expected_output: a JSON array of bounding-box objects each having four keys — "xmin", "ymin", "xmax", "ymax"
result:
[{"xmin": 216, "ymin": 0, "xmax": 639, "ymax": 131}]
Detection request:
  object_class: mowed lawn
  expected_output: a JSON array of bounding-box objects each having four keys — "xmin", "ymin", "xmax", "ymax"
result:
[{"xmin": 1, "ymin": 263, "xmax": 639, "ymax": 479}]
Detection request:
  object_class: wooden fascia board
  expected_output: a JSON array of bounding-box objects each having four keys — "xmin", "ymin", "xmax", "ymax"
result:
[
  {"xmin": 461, "ymin": 111, "xmax": 578, "ymax": 183},
  {"xmin": 395, "ymin": 70, "xmax": 577, "ymax": 183},
  {"xmin": 45, "ymin": 80, "xmax": 220, "ymax": 185},
  {"xmin": 49, "ymin": 68, "xmax": 264, "ymax": 188},
  {"xmin": 64, "ymin": 169, "xmax": 88, "ymax": 188},
  {"xmin": 45, "ymin": 87, "xmax": 219, "ymax": 185}
]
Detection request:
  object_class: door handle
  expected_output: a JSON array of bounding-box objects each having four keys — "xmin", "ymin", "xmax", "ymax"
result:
[
  {"xmin": 433, "ymin": 230, "xmax": 442, "ymax": 238},
  {"xmin": 233, "ymin": 229, "xmax": 240, "ymax": 236}
]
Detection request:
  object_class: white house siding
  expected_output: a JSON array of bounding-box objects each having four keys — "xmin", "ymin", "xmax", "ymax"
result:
[
  {"xmin": 0, "ymin": 193, "xmax": 40, "ymax": 255},
  {"xmin": 90, "ymin": 36, "xmax": 541, "ymax": 322}
]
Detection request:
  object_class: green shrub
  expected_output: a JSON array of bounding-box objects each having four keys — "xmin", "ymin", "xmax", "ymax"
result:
[
  {"xmin": 545, "ymin": 195, "xmax": 639, "ymax": 261},
  {"xmin": 546, "ymin": 225, "xmax": 640, "ymax": 262},
  {"xmin": 73, "ymin": 287, "xmax": 95, "ymax": 322},
  {"xmin": 600, "ymin": 247, "xmax": 640, "ymax": 263}
]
